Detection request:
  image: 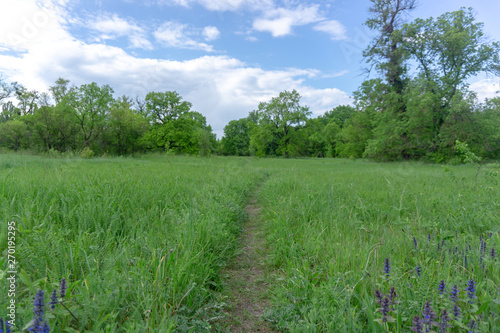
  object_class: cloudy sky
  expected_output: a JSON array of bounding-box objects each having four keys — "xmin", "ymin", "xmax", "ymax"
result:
[{"xmin": 1, "ymin": 0, "xmax": 499, "ymax": 137}]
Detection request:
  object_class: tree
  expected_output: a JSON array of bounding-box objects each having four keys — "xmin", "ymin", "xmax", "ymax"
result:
[
  {"xmin": 221, "ymin": 118, "xmax": 253, "ymax": 156},
  {"xmin": 145, "ymin": 91, "xmax": 192, "ymax": 124},
  {"xmin": 364, "ymin": 0, "xmax": 416, "ymax": 94},
  {"xmin": 402, "ymin": 8, "xmax": 500, "ymax": 108},
  {"xmin": 0, "ymin": 119, "xmax": 29, "ymax": 150},
  {"xmin": 320, "ymin": 105, "xmax": 356, "ymax": 128},
  {"xmin": 103, "ymin": 96, "xmax": 149, "ymax": 155},
  {"xmin": 12, "ymin": 83, "xmax": 39, "ymax": 116},
  {"xmin": 49, "ymin": 78, "xmax": 73, "ymax": 105},
  {"xmin": 72, "ymin": 82, "xmax": 114, "ymax": 148},
  {"xmin": 251, "ymin": 90, "xmax": 311, "ymax": 157}
]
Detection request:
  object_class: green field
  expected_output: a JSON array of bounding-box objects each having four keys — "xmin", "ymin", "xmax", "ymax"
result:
[{"xmin": 1, "ymin": 154, "xmax": 499, "ymax": 332}]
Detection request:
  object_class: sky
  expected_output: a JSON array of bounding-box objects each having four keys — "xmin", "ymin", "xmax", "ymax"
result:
[{"xmin": 1, "ymin": 0, "xmax": 500, "ymax": 138}]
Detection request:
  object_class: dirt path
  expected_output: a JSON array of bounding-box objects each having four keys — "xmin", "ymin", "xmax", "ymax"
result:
[{"xmin": 221, "ymin": 194, "xmax": 274, "ymax": 332}]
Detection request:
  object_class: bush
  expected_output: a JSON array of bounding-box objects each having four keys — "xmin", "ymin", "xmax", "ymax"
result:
[{"xmin": 80, "ymin": 147, "xmax": 95, "ymax": 158}]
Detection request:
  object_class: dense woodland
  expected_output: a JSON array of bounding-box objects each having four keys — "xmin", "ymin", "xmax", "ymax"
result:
[{"xmin": 1, "ymin": 4, "xmax": 499, "ymax": 162}]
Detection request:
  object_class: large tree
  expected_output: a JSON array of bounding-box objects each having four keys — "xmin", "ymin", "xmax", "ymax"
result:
[
  {"xmin": 72, "ymin": 82, "xmax": 114, "ymax": 148},
  {"xmin": 251, "ymin": 90, "xmax": 311, "ymax": 157},
  {"xmin": 364, "ymin": 0, "xmax": 416, "ymax": 94},
  {"xmin": 145, "ymin": 91, "xmax": 192, "ymax": 124}
]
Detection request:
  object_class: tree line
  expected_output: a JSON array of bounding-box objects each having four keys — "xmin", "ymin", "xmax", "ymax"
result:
[
  {"xmin": 221, "ymin": 4, "xmax": 500, "ymax": 162},
  {"xmin": 0, "ymin": 78, "xmax": 216, "ymax": 156},
  {"xmin": 1, "ymin": 3, "xmax": 499, "ymax": 161}
]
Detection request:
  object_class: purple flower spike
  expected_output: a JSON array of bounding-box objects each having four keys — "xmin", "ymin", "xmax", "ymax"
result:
[
  {"xmin": 50, "ymin": 289, "xmax": 57, "ymax": 309},
  {"xmin": 450, "ymin": 284, "xmax": 459, "ymax": 302},
  {"xmin": 438, "ymin": 280, "xmax": 446, "ymax": 295},
  {"xmin": 410, "ymin": 316, "xmax": 424, "ymax": 333},
  {"xmin": 60, "ymin": 278, "xmax": 67, "ymax": 299},
  {"xmin": 439, "ymin": 309, "xmax": 451, "ymax": 332},
  {"xmin": 415, "ymin": 266, "xmax": 421, "ymax": 277},
  {"xmin": 452, "ymin": 303, "xmax": 461, "ymax": 318},
  {"xmin": 468, "ymin": 320, "xmax": 476, "ymax": 333},
  {"xmin": 413, "ymin": 237, "xmax": 418, "ymax": 250},
  {"xmin": 422, "ymin": 301, "xmax": 437, "ymax": 330},
  {"xmin": 466, "ymin": 279, "xmax": 476, "ymax": 303},
  {"xmin": 375, "ymin": 289, "xmax": 383, "ymax": 304},
  {"xmin": 379, "ymin": 297, "xmax": 391, "ymax": 322},
  {"xmin": 383, "ymin": 258, "xmax": 390, "ymax": 277}
]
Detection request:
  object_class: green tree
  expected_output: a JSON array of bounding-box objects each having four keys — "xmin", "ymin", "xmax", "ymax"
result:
[
  {"xmin": 103, "ymin": 96, "xmax": 149, "ymax": 155},
  {"xmin": 402, "ymin": 8, "xmax": 500, "ymax": 109},
  {"xmin": 0, "ymin": 119, "xmax": 29, "ymax": 150},
  {"xmin": 364, "ymin": 0, "xmax": 416, "ymax": 94},
  {"xmin": 221, "ymin": 118, "xmax": 253, "ymax": 156},
  {"xmin": 251, "ymin": 90, "xmax": 311, "ymax": 157},
  {"xmin": 73, "ymin": 82, "xmax": 114, "ymax": 148},
  {"xmin": 145, "ymin": 91, "xmax": 192, "ymax": 124}
]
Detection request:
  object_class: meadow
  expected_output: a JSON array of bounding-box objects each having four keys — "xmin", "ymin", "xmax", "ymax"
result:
[{"xmin": 0, "ymin": 154, "xmax": 499, "ymax": 332}]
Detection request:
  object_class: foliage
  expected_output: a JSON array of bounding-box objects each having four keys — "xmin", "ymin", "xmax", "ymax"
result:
[{"xmin": 249, "ymin": 90, "xmax": 311, "ymax": 158}]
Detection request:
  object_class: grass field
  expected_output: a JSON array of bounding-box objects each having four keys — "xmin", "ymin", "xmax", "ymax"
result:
[{"xmin": 0, "ymin": 154, "xmax": 499, "ymax": 332}]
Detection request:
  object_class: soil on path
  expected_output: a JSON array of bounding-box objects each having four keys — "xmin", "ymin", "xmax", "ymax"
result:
[{"xmin": 221, "ymin": 195, "xmax": 274, "ymax": 332}]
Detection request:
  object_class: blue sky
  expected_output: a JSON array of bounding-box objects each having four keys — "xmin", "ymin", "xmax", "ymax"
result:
[{"xmin": 1, "ymin": 0, "xmax": 499, "ymax": 137}]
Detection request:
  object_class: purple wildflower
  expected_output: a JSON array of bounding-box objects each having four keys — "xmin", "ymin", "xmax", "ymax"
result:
[
  {"xmin": 491, "ymin": 248, "xmax": 497, "ymax": 260},
  {"xmin": 450, "ymin": 284, "xmax": 459, "ymax": 302},
  {"xmin": 410, "ymin": 316, "xmax": 424, "ymax": 333},
  {"xmin": 415, "ymin": 266, "xmax": 421, "ymax": 277},
  {"xmin": 50, "ymin": 289, "xmax": 57, "ymax": 309},
  {"xmin": 0, "ymin": 319, "xmax": 12, "ymax": 333},
  {"xmin": 439, "ymin": 309, "xmax": 451, "ymax": 333},
  {"xmin": 30, "ymin": 289, "xmax": 49, "ymax": 333},
  {"xmin": 466, "ymin": 279, "xmax": 476, "ymax": 303},
  {"xmin": 388, "ymin": 287, "xmax": 396, "ymax": 305},
  {"xmin": 468, "ymin": 320, "xmax": 476, "ymax": 333},
  {"xmin": 60, "ymin": 278, "xmax": 67, "ymax": 299},
  {"xmin": 438, "ymin": 280, "xmax": 446, "ymax": 295},
  {"xmin": 375, "ymin": 289, "xmax": 383, "ymax": 304},
  {"xmin": 452, "ymin": 303, "xmax": 461, "ymax": 318},
  {"xmin": 413, "ymin": 237, "xmax": 418, "ymax": 250},
  {"xmin": 428, "ymin": 234, "xmax": 431, "ymax": 242},
  {"xmin": 422, "ymin": 301, "xmax": 437, "ymax": 330},
  {"xmin": 383, "ymin": 258, "xmax": 390, "ymax": 277},
  {"xmin": 33, "ymin": 290, "xmax": 44, "ymax": 320},
  {"xmin": 379, "ymin": 297, "xmax": 391, "ymax": 322}
]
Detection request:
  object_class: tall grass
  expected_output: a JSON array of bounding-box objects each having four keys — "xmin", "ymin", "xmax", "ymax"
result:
[
  {"xmin": 1, "ymin": 155, "xmax": 498, "ymax": 332},
  {"xmin": 0, "ymin": 154, "xmax": 264, "ymax": 332},
  {"xmin": 256, "ymin": 159, "xmax": 500, "ymax": 332}
]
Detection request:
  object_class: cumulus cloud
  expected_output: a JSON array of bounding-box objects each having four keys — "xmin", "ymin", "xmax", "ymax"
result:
[
  {"xmin": 202, "ymin": 26, "xmax": 220, "ymax": 41},
  {"xmin": 152, "ymin": 0, "xmax": 272, "ymax": 11},
  {"xmin": 313, "ymin": 20, "xmax": 347, "ymax": 40},
  {"xmin": 470, "ymin": 78, "xmax": 500, "ymax": 102},
  {"xmin": 154, "ymin": 21, "xmax": 214, "ymax": 51},
  {"xmin": 253, "ymin": 4, "xmax": 323, "ymax": 37},
  {"xmin": 89, "ymin": 13, "xmax": 152, "ymax": 49},
  {"xmin": 0, "ymin": 0, "xmax": 351, "ymax": 138}
]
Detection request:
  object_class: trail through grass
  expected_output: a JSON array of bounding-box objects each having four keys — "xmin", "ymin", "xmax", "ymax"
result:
[{"xmin": 221, "ymin": 185, "xmax": 274, "ymax": 332}]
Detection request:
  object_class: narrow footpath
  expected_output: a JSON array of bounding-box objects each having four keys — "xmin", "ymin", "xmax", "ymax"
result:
[{"xmin": 221, "ymin": 192, "xmax": 274, "ymax": 332}]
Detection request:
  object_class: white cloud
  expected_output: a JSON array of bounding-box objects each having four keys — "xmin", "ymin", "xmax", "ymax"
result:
[
  {"xmin": 202, "ymin": 26, "xmax": 220, "ymax": 41},
  {"xmin": 470, "ymin": 78, "xmax": 500, "ymax": 102},
  {"xmin": 252, "ymin": 4, "xmax": 323, "ymax": 37},
  {"xmin": 154, "ymin": 21, "xmax": 214, "ymax": 51},
  {"xmin": 89, "ymin": 14, "xmax": 153, "ymax": 49},
  {"xmin": 152, "ymin": 0, "xmax": 272, "ymax": 11},
  {"xmin": 0, "ymin": 0, "xmax": 70, "ymax": 51},
  {"xmin": 313, "ymin": 20, "xmax": 347, "ymax": 40},
  {"xmin": 0, "ymin": 0, "xmax": 351, "ymax": 138}
]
